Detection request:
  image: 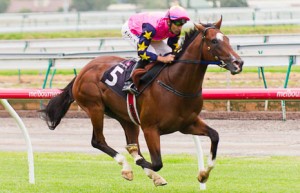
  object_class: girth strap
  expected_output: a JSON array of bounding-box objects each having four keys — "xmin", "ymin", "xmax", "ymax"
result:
[
  {"xmin": 174, "ymin": 59, "xmax": 221, "ymax": 65},
  {"xmin": 157, "ymin": 80, "xmax": 202, "ymax": 98}
]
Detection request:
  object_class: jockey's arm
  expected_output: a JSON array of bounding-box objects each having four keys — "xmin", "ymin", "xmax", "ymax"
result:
[
  {"xmin": 137, "ymin": 23, "xmax": 158, "ymax": 62},
  {"xmin": 156, "ymin": 35, "xmax": 180, "ymax": 63},
  {"xmin": 157, "ymin": 55, "xmax": 175, "ymax": 63},
  {"xmin": 137, "ymin": 23, "xmax": 175, "ymax": 64},
  {"xmin": 167, "ymin": 35, "xmax": 181, "ymax": 53}
]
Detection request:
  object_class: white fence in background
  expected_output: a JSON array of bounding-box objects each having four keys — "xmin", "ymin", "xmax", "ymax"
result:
[
  {"xmin": 0, "ymin": 7, "xmax": 300, "ymax": 33},
  {"xmin": 0, "ymin": 34, "xmax": 300, "ymax": 54},
  {"xmin": 0, "ymin": 33, "xmax": 299, "ymax": 69},
  {"xmin": 0, "ymin": 50, "xmax": 298, "ymax": 70},
  {"xmin": 0, "ymin": 38, "xmax": 135, "ymax": 53}
]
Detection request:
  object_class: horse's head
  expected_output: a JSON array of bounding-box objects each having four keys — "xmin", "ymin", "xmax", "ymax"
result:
[{"xmin": 195, "ymin": 17, "xmax": 244, "ymax": 75}]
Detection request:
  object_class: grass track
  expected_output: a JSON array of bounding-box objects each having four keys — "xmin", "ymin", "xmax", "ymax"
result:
[{"xmin": 0, "ymin": 152, "xmax": 299, "ymax": 193}]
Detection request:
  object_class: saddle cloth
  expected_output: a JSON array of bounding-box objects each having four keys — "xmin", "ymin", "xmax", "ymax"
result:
[
  {"xmin": 101, "ymin": 58, "xmax": 167, "ymax": 99},
  {"xmin": 101, "ymin": 58, "xmax": 136, "ymax": 99}
]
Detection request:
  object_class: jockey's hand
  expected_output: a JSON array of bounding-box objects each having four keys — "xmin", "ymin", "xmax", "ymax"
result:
[{"xmin": 157, "ymin": 54, "xmax": 175, "ymax": 64}]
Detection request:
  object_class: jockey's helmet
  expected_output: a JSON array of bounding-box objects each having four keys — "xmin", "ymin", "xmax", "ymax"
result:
[{"xmin": 166, "ymin": 5, "xmax": 190, "ymax": 22}]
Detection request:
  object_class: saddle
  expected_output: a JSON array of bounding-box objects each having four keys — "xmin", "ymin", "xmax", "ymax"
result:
[
  {"xmin": 101, "ymin": 58, "xmax": 167, "ymax": 99},
  {"xmin": 132, "ymin": 61, "xmax": 166, "ymax": 94}
]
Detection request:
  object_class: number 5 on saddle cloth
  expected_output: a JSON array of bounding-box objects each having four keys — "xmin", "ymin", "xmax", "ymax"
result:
[{"xmin": 101, "ymin": 58, "xmax": 166, "ymax": 99}]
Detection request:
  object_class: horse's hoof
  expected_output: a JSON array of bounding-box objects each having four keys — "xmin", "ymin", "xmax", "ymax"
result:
[
  {"xmin": 122, "ymin": 170, "xmax": 133, "ymax": 181},
  {"xmin": 197, "ymin": 171, "xmax": 209, "ymax": 183},
  {"xmin": 153, "ymin": 177, "xmax": 168, "ymax": 186}
]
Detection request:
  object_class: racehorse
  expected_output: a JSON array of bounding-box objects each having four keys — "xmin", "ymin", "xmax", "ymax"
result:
[{"xmin": 41, "ymin": 17, "xmax": 243, "ymax": 186}]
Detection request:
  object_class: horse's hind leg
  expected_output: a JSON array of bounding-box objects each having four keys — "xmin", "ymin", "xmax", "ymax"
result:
[
  {"xmin": 118, "ymin": 121, "xmax": 143, "ymax": 160},
  {"xmin": 88, "ymin": 106, "xmax": 133, "ymax": 181},
  {"xmin": 181, "ymin": 117, "xmax": 219, "ymax": 183}
]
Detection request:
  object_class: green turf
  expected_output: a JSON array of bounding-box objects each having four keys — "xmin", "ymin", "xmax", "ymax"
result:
[{"xmin": 0, "ymin": 152, "xmax": 299, "ymax": 193}]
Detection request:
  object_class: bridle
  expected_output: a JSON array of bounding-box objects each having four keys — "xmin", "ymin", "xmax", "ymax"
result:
[
  {"xmin": 201, "ymin": 26, "xmax": 228, "ymax": 68},
  {"xmin": 174, "ymin": 26, "xmax": 227, "ymax": 68},
  {"xmin": 159, "ymin": 26, "xmax": 229, "ymax": 98}
]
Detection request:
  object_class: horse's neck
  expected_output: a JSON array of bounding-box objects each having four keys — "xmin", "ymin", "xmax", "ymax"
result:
[
  {"xmin": 166, "ymin": 37, "xmax": 207, "ymax": 93},
  {"xmin": 172, "ymin": 59, "xmax": 206, "ymax": 88}
]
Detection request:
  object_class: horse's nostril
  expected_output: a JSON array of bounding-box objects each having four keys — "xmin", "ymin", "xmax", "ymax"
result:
[
  {"xmin": 239, "ymin": 60, "xmax": 244, "ymax": 66},
  {"xmin": 233, "ymin": 60, "xmax": 243, "ymax": 67}
]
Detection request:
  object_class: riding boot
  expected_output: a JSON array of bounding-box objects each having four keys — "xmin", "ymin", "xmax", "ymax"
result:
[{"xmin": 122, "ymin": 60, "xmax": 146, "ymax": 94}]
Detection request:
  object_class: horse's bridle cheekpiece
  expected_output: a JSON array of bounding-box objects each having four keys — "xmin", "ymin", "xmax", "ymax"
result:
[{"xmin": 201, "ymin": 26, "xmax": 227, "ymax": 68}]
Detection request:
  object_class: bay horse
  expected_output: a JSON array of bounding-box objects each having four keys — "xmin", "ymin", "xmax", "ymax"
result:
[{"xmin": 41, "ymin": 17, "xmax": 243, "ymax": 186}]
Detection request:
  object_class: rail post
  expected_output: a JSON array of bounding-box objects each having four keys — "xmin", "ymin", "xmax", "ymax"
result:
[
  {"xmin": 281, "ymin": 56, "xmax": 295, "ymax": 121},
  {"xmin": 0, "ymin": 99, "xmax": 35, "ymax": 184},
  {"xmin": 42, "ymin": 59, "xmax": 53, "ymax": 89}
]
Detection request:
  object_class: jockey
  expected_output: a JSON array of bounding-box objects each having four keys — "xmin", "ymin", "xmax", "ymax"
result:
[{"xmin": 121, "ymin": 5, "xmax": 190, "ymax": 94}]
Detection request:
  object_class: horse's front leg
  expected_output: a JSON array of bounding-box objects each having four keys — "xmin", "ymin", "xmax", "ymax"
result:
[
  {"xmin": 126, "ymin": 128, "xmax": 167, "ymax": 186},
  {"xmin": 181, "ymin": 116, "xmax": 219, "ymax": 183},
  {"xmin": 125, "ymin": 143, "xmax": 167, "ymax": 186}
]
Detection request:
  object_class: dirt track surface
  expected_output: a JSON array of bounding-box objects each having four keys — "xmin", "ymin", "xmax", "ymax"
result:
[{"xmin": 1, "ymin": 117, "xmax": 300, "ymax": 156}]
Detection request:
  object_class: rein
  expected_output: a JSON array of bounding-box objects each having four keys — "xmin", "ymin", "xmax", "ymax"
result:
[
  {"xmin": 172, "ymin": 27, "xmax": 227, "ymax": 67},
  {"xmin": 173, "ymin": 59, "xmax": 221, "ymax": 65}
]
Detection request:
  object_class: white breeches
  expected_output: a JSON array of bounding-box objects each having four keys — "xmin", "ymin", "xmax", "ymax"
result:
[{"xmin": 121, "ymin": 21, "xmax": 172, "ymax": 57}]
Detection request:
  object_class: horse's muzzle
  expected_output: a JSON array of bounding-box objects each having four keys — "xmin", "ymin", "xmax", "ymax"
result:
[{"xmin": 230, "ymin": 59, "xmax": 244, "ymax": 75}]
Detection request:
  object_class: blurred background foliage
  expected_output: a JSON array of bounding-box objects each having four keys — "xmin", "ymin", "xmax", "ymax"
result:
[
  {"xmin": 0, "ymin": 0, "xmax": 250, "ymax": 13},
  {"xmin": 0, "ymin": 0, "xmax": 10, "ymax": 13}
]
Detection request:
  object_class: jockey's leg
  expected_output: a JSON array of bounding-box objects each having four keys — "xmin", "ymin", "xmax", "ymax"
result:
[
  {"xmin": 121, "ymin": 21, "xmax": 139, "ymax": 48},
  {"xmin": 151, "ymin": 40, "xmax": 172, "ymax": 56},
  {"xmin": 122, "ymin": 60, "xmax": 147, "ymax": 94}
]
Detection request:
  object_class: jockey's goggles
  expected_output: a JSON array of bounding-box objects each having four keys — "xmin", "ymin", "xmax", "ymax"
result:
[{"xmin": 171, "ymin": 19, "xmax": 187, "ymax": 26}]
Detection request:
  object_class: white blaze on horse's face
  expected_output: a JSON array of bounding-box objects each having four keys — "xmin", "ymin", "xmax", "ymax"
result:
[{"xmin": 216, "ymin": 33, "xmax": 224, "ymax": 41}]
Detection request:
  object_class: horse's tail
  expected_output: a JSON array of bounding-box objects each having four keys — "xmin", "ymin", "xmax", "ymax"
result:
[{"xmin": 40, "ymin": 77, "xmax": 76, "ymax": 130}]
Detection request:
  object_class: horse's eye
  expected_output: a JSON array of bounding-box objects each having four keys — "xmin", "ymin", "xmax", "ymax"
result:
[{"xmin": 212, "ymin": 39, "xmax": 218, "ymax": 44}]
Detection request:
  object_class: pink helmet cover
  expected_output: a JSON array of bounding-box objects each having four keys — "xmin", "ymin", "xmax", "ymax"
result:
[{"xmin": 166, "ymin": 5, "xmax": 190, "ymax": 21}]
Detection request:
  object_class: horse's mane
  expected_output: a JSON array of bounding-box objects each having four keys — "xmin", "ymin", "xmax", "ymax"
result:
[{"xmin": 175, "ymin": 23, "xmax": 215, "ymax": 60}]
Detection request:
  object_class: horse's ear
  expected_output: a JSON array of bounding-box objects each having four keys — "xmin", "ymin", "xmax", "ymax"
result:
[
  {"xmin": 194, "ymin": 23, "xmax": 205, "ymax": 31},
  {"xmin": 214, "ymin": 15, "xmax": 223, "ymax": 29}
]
